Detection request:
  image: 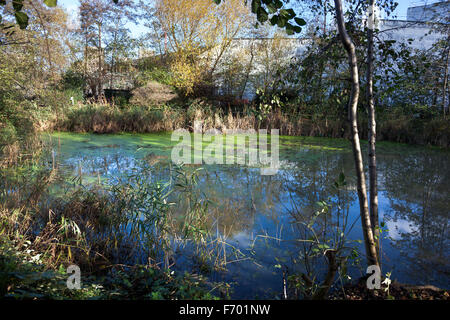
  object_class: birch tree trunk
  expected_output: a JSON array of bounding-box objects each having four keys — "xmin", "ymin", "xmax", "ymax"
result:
[
  {"xmin": 98, "ymin": 23, "xmax": 103, "ymax": 100},
  {"xmin": 333, "ymin": 0, "xmax": 379, "ymax": 267},
  {"xmin": 367, "ymin": 0, "xmax": 380, "ymax": 261},
  {"xmin": 443, "ymin": 45, "xmax": 449, "ymax": 119}
]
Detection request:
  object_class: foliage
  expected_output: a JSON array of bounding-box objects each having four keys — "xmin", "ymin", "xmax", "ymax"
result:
[
  {"xmin": 282, "ymin": 172, "xmax": 363, "ymax": 299},
  {"xmin": 0, "ymin": 162, "xmax": 230, "ymax": 299},
  {"xmin": 170, "ymin": 53, "xmax": 205, "ymax": 96},
  {"xmin": 213, "ymin": 0, "xmax": 305, "ymax": 35},
  {"xmin": 0, "ymin": 236, "xmax": 217, "ymax": 299},
  {"xmin": 0, "ymin": 0, "xmax": 57, "ymax": 30},
  {"xmin": 252, "ymin": 87, "xmax": 286, "ymax": 121},
  {"xmin": 148, "ymin": 0, "xmax": 252, "ymax": 96},
  {"xmin": 136, "ymin": 67, "xmax": 174, "ymax": 87}
]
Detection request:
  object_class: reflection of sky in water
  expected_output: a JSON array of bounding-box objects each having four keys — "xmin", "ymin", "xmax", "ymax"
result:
[
  {"xmin": 386, "ymin": 219, "xmax": 417, "ymax": 240},
  {"xmin": 45, "ymin": 133, "xmax": 450, "ymax": 297}
]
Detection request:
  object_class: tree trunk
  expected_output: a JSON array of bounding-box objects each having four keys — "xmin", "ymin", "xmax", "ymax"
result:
[
  {"xmin": 110, "ymin": 29, "xmax": 117, "ymax": 91},
  {"xmin": 240, "ymin": 42, "xmax": 255, "ymax": 100},
  {"xmin": 443, "ymin": 45, "xmax": 449, "ymax": 119},
  {"xmin": 98, "ymin": 23, "xmax": 103, "ymax": 100},
  {"xmin": 84, "ymin": 34, "xmax": 88, "ymax": 85},
  {"xmin": 312, "ymin": 250, "xmax": 338, "ymax": 300},
  {"xmin": 367, "ymin": 0, "xmax": 380, "ymax": 262},
  {"xmin": 334, "ymin": 0, "xmax": 379, "ymax": 267}
]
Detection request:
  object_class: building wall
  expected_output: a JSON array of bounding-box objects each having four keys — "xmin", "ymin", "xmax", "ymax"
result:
[
  {"xmin": 378, "ymin": 19, "xmax": 444, "ymax": 51},
  {"xmin": 219, "ymin": 3, "xmax": 448, "ymax": 99},
  {"xmin": 407, "ymin": 1, "xmax": 450, "ymax": 23}
]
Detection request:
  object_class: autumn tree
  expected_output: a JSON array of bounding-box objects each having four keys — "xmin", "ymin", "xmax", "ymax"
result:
[
  {"xmin": 77, "ymin": 0, "xmax": 137, "ymax": 99},
  {"xmin": 103, "ymin": 0, "xmax": 139, "ymax": 89},
  {"xmin": 0, "ymin": 0, "xmax": 69, "ymax": 96},
  {"xmin": 145, "ymin": 0, "xmax": 252, "ymax": 95},
  {"xmin": 78, "ymin": 0, "xmax": 107, "ymax": 99}
]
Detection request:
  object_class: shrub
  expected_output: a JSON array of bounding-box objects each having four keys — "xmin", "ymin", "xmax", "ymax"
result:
[
  {"xmin": 0, "ymin": 120, "xmax": 18, "ymax": 146},
  {"xmin": 137, "ymin": 67, "xmax": 174, "ymax": 87},
  {"xmin": 130, "ymin": 81, "xmax": 178, "ymax": 106}
]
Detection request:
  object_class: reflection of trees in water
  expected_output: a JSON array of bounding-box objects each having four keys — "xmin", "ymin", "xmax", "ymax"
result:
[
  {"xmin": 280, "ymin": 150, "xmax": 355, "ymax": 214},
  {"xmin": 381, "ymin": 151, "xmax": 450, "ymax": 286},
  {"xmin": 49, "ymin": 138, "xmax": 450, "ymax": 289},
  {"xmin": 190, "ymin": 166, "xmax": 284, "ymax": 237},
  {"xmin": 191, "ymin": 150, "xmax": 356, "ymax": 239},
  {"xmin": 190, "ymin": 150, "xmax": 362, "ymax": 298},
  {"xmin": 278, "ymin": 151, "xmax": 359, "ymax": 281}
]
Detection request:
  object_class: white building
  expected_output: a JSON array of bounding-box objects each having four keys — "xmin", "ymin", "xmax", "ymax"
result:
[
  {"xmin": 406, "ymin": 1, "xmax": 449, "ymax": 23},
  {"xmin": 220, "ymin": 1, "xmax": 449, "ymax": 99},
  {"xmin": 378, "ymin": 1, "xmax": 449, "ymax": 51}
]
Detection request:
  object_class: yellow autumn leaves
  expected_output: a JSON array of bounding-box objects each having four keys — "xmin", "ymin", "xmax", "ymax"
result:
[{"xmin": 154, "ymin": 0, "xmax": 252, "ymax": 95}]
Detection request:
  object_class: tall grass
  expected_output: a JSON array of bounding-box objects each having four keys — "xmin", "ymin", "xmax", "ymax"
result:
[
  {"xmin": 0, "ymin": 159, "xmax": 238, "ymax": 298},
  {"xmin": 56, "ymin": 101, "xmax": 348, "ymax": 138},
  {"xmin": 54, "ymin": 100, "xmax": 449, "ymax": 147},
  {"xmin": 57, "ymin": 103, "xmax": 185, "ymax": 133}
]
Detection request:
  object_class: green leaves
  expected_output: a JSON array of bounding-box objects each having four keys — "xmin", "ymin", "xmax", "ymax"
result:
[
  {"xmin": 245, "ymin": 0, "xmax": 305, "ymax": 34},
  {"xmin": 44, "ymin": 0, "xmax": 58, "ymax": 7},
  {"xmin": 12, "ymin": 0, "xmax": 24, "ymax": 12},
  {"xmin": 257, "ymin": 7, "xmax": 268, "ymax": 23},
  {"xmin": 251, "ymin": 0, "xmax": 260, "ymax": 14},
  {"xmin": 285, "ymin": 23, "xmax": 301, "ymax": 35},
  {"xmin": 14, "ymin": 11, "xmax": 28, "ymax": 29},
  {"xmin": 0, "ymin": 0, "xmax": 58, "ymax": 29},
  {"xmin": 279, "ymin": 8, "xmax": 295, "ymax": 20},
  {"xmin": 12, "ymin": 0, "xmax": 28, "ymax": 30},
  {"xmin": 295, "ymin": 17, "xmax": 306, "ymax": 26},
  {"xmin": 333, "ymin": 172, "xmax": 347, "ymax": 189},
  {"xmin": 266, "ymin": 2, "xmax": 277, "ymax": 14},
  {"xmin": 269, "ymin": 15, "xmax": 278, "ymax": 25}
]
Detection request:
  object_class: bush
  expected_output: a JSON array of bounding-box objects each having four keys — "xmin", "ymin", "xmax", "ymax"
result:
[
  {"xmin": 130, "ymin": 81, "xmax": 178, "ymax": 106},
  {"xmin": 58, "ymin": 103, "xmax": 186, "ymax": 133},
  {"xmin": 137, "ymin": 67, "xmax": 174, "ymax": 87},
  {"xmin": 0, "ymin": 120, "xmax": 18, "ymax": 146},
  {"xmin": 61, "ymin": 70, "xmax": 86, "ymax": 91}
]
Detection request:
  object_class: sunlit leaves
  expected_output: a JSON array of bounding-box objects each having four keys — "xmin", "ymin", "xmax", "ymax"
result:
[
  {"xmin": 157, "ymin": 0, "xmax": 251, "ymax": 95},
  {"xmin": 279, "ymin": 8, "xmax": 295, "ymax": 20},
  {"xmin": 266, "ymin": 2, "xmax": 277, "ymax": 14},
  {"xmin": 44, "ymin": 0, "xmax": 57, "ymax": 7}
]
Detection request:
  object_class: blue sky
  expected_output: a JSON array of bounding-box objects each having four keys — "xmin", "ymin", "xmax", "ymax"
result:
[{"xmin": 58, "ymin": 0, "xmax": 444, "ymax": 36}]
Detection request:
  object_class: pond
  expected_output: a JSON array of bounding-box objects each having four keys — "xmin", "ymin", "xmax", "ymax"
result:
[{"xmin": 43, "ymin": 132, "xmax": 449, "ymax": 298}]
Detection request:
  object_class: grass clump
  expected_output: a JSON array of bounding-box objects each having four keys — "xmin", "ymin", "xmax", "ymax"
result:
[{"xmin": 0, "ymin": 162, "xmax": 231, "ymax": 300}]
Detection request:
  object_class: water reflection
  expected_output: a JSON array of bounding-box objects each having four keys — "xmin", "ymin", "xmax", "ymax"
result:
[
  {"xmin": 381, "ymin": 151, "xmax": 450, "ymax": 288},
  {"xmin": 47, "ymin": 133, "xmax": 450, "ymax": 297}
]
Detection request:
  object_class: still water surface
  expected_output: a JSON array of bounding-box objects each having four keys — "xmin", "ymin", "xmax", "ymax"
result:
[{"xmin": 46, "ymin": 132, "xmax": 449, "ymax": 298}]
